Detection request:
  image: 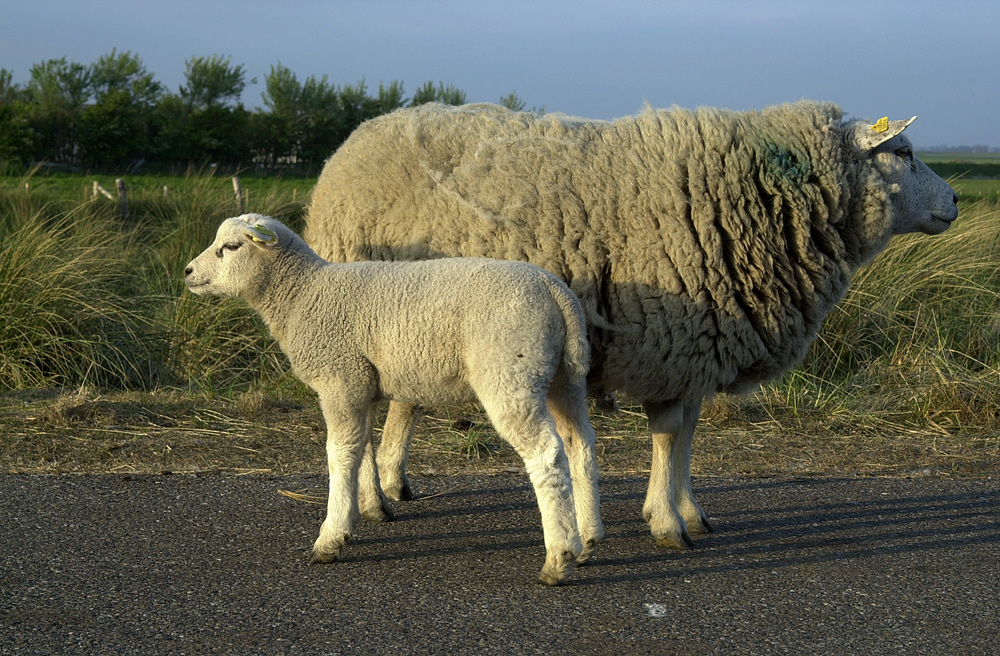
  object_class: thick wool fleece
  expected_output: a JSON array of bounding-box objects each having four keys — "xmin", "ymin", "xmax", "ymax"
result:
[{"xmin": 304, "ymin": 101, "xmax": 894, "ymax": 403}]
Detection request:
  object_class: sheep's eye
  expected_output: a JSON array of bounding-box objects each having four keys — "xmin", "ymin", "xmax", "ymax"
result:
[{"xmin": 895, "ymin": 147, "xmax": 913, "ymax": 160}]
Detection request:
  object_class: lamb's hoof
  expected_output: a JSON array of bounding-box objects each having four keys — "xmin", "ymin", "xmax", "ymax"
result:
[
  {"xmin": 681, "ymin": 509, "xmax": 714, "ymax": 535},
  {"xmin": 654, "ymin": 530, "xmax": 695, "ymax": 550},
  {"xmin": 385, "ymin": 481, "xmax": 414, "ymax": 502},
  {"xmin": 537, "ymin": 567, "xmax": 571, "ymax": 586},
  {"xmin": 538, "ymin": 550, "xmax": 578, "ymax": 586},
  {"xmin": 310, "ymin": 535, "xmax": 349, "ymax": 563},
  {"xmin": 576, "ymin": 539, "xmax": 600, "ymax": 565},
  {"xmin": 361, "ymin": 504, "xmax": 395, "ymax": 523},
  {"xmin": 308, "ymin": 548, "xmax": 341, "ymax": 564}
]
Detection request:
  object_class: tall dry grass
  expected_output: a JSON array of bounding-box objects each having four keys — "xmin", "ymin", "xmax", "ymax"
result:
[{"xmin": 1, "ymin": 175, "xmax": 997, "ymax": 439}]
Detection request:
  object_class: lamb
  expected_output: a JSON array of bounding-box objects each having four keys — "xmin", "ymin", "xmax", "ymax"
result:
[
  {"xmin": 303, "ymin": 100, "xmax": 959, "ymax": 550},
  {"xmin": 184, "ymin": 214, "xmax": 604, "ymax": 585}
]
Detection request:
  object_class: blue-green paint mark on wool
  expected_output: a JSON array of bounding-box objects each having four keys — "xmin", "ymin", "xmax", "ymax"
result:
[{"xmin": 762, "ymin": 141, "xmax": 811, "ymax": 183}]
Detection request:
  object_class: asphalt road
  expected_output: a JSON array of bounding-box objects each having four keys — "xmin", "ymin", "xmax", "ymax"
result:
[{"xmin": 2, "ymin": 472, "xmax": 998, "ymax": 655}]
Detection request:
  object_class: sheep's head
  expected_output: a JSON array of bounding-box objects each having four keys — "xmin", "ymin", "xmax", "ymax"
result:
[
  {"xmin": 848, "ymin": 116, "xmax": 959, "ymax": 236},
  {"xmin": 184, "ymin": 214, "xmax": 285, "ymax": 299}
]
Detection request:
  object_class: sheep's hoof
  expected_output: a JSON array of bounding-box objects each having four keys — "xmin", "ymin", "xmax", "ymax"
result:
[
  {"xmin": 537, "ymin": 567, "xmax": 572, "ymax": 586},
  {"xmin": 693, "ymin": 516, "xmax": 715, "ymax": 535},
  {"xmin": 537, "ymin": 572, "xmax": 568, "ymax": 586}
]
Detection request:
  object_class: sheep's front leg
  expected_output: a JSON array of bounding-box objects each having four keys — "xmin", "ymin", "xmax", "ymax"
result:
[
  {"xmin": 642, "ymin": 399, "xmax": 711, "ymax": 549},
  {"xmin": 310, "ymin": 399, "xmax": 370, "ymax": 564}
]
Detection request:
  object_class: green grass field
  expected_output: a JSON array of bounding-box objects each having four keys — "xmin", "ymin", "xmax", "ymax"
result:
[{"xmin": 918, "ymin": 153, "xmax": 1000, "ymax": 201}]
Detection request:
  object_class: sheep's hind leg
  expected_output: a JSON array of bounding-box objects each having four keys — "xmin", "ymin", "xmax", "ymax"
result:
[
  {"xmin": 642, "ymin": 400, "xmax": 706, "ymax": 550},
  {"xmin": 484, "ymin": 398, "xmax": 582, "ymax": 586},
  {"xmin": 376, "ymin": 401, "xmax": 418, "ymax": 501},
  {"xmin": 547, "ymin": 378, "xmax": 604, "ymax": 564},
  {"xmin": 673, "ymin": 399, "xmax": 713, "ymax": 536},
  {"xmin": 310, "ymin": 399, "xmax": 370, "ymax": 564}
]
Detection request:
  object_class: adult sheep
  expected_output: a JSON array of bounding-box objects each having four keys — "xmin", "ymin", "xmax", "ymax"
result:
[
  {"xmin": 184, "ymin": 214, "xmax": 603, "ymax": 585},
  {"xmin": 304, "ymin": 100, "xmax": 959, "ymax": 550}
]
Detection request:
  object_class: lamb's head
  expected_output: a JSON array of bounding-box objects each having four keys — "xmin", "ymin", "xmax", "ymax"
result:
[
  {"xmin": 849, "ymin": 116, "xmax": 959, "ymax": 236},
  {"xmin": 184, "ymin": 214, "xmax": 288, "ymax": 300}
]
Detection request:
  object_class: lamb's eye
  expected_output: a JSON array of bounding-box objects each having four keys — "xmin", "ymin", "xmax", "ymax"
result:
[
  {"xmin": 217, "ymin": 243, "xmax": 242, "ymax": 257},
  {"xmin": 895, "ymin": 147, "xmax": 913, "ymax": 160}
]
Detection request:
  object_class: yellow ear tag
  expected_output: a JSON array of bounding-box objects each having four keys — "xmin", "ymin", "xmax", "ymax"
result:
[
  {"xmin": 872, "ymin": 116, "xmax": 889, "ymax": 133},
  {"xmin": 251, "ymin": 225, "xmax": 277, "ymax": 244}
]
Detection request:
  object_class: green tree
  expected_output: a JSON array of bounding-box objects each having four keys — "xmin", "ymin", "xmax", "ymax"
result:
[
  {"xmin": 164, "ymin": 55, "xmax": 250, "ymax": 166},
  {"xmin": 257, "ymin": 64, "xmax": 406, "ymax": 170},
  {"xmin": 89, "ymin": 48, "xmax": 162, "ymax": 105},
  {"xmin": 24, "ymin": 58, "xmax": 91, "ymax": 163},
  {"xmin": 258, "ymin": 62, "xmax": 339, "ymax": 167},
  {"xmin": 410, "ymin": 81, "xmax": 466, "ymax": 106},
  {"xmin": 180, "ymin": 55, "xmax": 245, "ymax": 111},
  {"xmin": 0, "ymin": 69, "xmax": 35, "ymax": 165},
  {"xmin": 0, "ymin": 69, "xmax": 21, "ymax": 103},
  {"xmin": 78, "ymin": 50, "xmax": 163, "ymax": 167},
  {"xmin": 499, "ymin": 91, "xmax": 526, "ymax": 111}
]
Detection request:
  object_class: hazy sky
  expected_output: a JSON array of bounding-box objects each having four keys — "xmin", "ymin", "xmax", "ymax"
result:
[{"xmin": 2, "ymin": 0, "xmax": 998, "ymax": 148}]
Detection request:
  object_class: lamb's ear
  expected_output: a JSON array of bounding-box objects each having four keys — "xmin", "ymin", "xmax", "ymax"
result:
[
  {"xmin": 852, "ymin": 116, "xmax": 917, "ymax": 153},
  {"xmin": 245, "ymin": 224, "xmax": 279, "ymax": 248}
]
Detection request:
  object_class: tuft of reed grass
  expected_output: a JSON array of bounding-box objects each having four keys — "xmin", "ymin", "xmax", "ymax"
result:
[
  {"xmin": 0, "ymin": 171, "xmax": 309, "ymax": 392},
  {"xmin": 0, "ymin": 202, "xmax": 159, "ymax": 389},
  {"xmin": 750, "ymin": 198, "xmax": 1000, "ymax": 433}
]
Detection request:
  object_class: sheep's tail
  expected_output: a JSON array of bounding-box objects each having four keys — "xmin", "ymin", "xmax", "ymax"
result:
[{"xmin": 547, "ymin": 279, "xmax": 591, "ymax": 386}]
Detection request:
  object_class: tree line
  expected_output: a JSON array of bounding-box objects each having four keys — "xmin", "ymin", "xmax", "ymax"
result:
[{"xmin": 0, "ymin": 50, "xmax": 532, "ymax": 174}]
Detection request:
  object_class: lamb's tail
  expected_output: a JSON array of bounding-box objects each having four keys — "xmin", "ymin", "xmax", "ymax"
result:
[{"xmin": 546, "ymin": 278, "xmax": 591, "ymax": 386}]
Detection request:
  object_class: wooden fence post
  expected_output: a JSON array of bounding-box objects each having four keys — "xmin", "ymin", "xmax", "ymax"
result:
[
  {"xmin": 232, "ymin": 176, "xmax": 245, "ymax": 213},
  {"xmin": 93, "ymin": 181, "xmax": 115, "ymax": 200},
  {"xmin": 116, "ymin": 178, "xmax": 128, "ymax": 220}
]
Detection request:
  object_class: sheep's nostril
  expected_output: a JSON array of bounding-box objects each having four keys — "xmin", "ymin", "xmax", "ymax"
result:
[
  {"xmin": 953, "ymin": 193, "xmax": 959, "ymax": 206},
  {"xmin": 184, "ymin": 266, "xmax": 193, "ymax": 276}
]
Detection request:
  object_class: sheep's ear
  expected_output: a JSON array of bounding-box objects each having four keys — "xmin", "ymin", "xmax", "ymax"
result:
[
  {"xmin": 852, "ymin": 116, "xmax": 917, "ymax": 153},
  {"xmin": 246, "ymin": 224, "xmax": 278, "ymax": 247}
]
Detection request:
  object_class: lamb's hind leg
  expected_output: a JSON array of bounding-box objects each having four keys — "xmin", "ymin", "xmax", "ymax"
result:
[
  {"xmin": 482, "ymin": 396, "xmax": 582, "ymax": 586},
  {"xmin": 642, "ymin": 399, "xmax": 711, "ymax": 549},
  {"xmin": 547, "ymin": 378, "xmax": 604, "ymax": 564},
  {"xmin": 310, "ymin": 397, "xmax": 370, "ymax": 564}
]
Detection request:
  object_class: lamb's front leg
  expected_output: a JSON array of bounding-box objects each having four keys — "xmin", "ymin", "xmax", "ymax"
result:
[
  {"xmin": 310, "ymin": 399, "xmax": 370, "ymax": 564},
  {"xmin": 357, "ymin": 436, "xmax": 394, "ymax": 522},
  {"xmin": 376, "ymin": 401, "xmax": 418, "ymax": 501}
]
